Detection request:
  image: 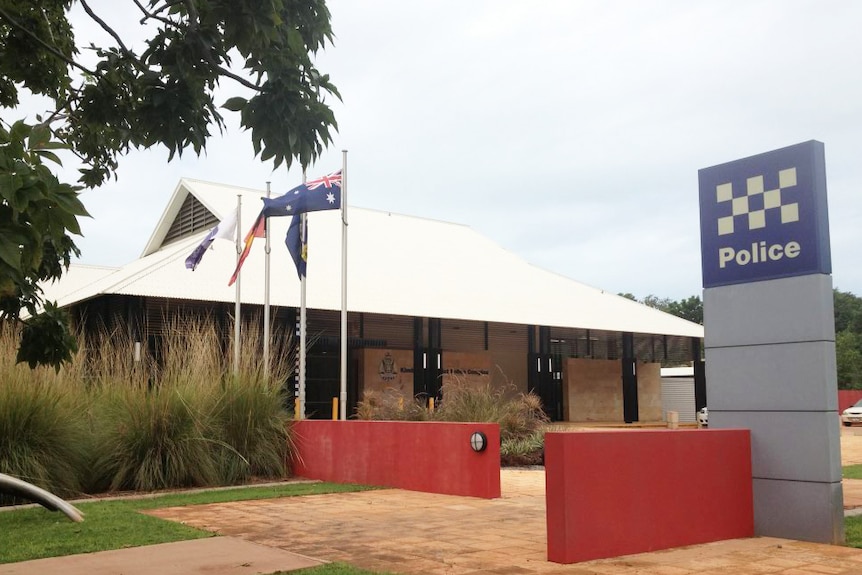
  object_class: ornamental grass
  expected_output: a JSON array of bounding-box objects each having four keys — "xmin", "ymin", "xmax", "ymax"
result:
[
  {"xmin": 356, "ymin": 374, "xmax": 549, "ymax": 465},
  {"xmin": 0, "ymin": 317, "xmax": 295, "ymax": 496}
]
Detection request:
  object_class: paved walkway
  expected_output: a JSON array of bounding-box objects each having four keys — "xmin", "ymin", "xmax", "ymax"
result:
[
  {"xmin": 143, "ymin": 469, "xmax": 862, "ymax": 575},
  {"xmin": 6, "ymin": 428, "xmax": 862, "ymax": 575}
]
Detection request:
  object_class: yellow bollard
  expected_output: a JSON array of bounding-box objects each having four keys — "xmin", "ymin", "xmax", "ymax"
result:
[
  {"xmin": 428, "ymin": 397, "xmax": 435, "ymax": 413},
  {"xmin": 332, "ymin": 397, "xmax": 338, "ymax": 420},
  {"xmin": 295, "ymin": 397, "xmax": 300, "ymax": 420}
]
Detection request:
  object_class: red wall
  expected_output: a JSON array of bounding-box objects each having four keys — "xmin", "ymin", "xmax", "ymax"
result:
[
  {"xmin": 545, "ymin": 429, "xmax": 753, "ymax": 564},
  {"xmin": 291, "ymin": 420, "xmax": 501, "ymax": 499},
  {"xmin": 839, "ymin": 390, "xmax": 862, "ymax": 412}
]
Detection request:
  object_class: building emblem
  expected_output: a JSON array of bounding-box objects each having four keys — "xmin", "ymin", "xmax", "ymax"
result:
[{"xmin": 379, "ymin": 352, "xmax": 397, "ymax": 382}]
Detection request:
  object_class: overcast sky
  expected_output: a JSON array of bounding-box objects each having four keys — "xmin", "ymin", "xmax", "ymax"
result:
[{"xmin": 26, "ymin": 1, "xmax": 862, "ymax": 301}]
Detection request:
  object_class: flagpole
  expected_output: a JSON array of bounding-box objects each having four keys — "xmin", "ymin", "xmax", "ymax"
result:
[
  {"xmin": 234, "ymin": 194, "xmax": 242, "ymax": 376},
  {"xmin": 340, "ymin": 150, "xmax": 348, "ymax": 421},
  {"xmin": 299, "ymin": 170, "xmax": 308, "ymax": 419},
  {"xmin": 263, "ymin": 181, "xmax": 272, "ymax": 379}
]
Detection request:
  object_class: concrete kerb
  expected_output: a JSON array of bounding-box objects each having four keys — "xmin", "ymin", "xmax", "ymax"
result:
[{"xmin": 0, "ymin": 478, "xmax": 321, "ymax": 514}]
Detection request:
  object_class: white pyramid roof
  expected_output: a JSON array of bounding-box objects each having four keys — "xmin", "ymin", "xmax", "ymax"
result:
[{"xmin": 45, "ymin": 178, "xmax": 703, "ymax": 338}]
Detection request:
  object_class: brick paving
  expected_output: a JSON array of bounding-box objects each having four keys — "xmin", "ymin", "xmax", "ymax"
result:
[{"xmin": 147, "ymin": 466, "xmax": 862, "ymax": 575}]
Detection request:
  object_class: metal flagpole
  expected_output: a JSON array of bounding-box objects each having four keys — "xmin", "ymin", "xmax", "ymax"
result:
[
  {"xmin": 233, "ymin": 194, "xmax": 242, "ymax": 376},
  {"xmin": 339, "ymin": 150, "xmax": 348, "ymax": 420},
  {"xmin": 263, "ymin": 181, "xmax": 272, "ymax": 379},
  {"xmin": 299, "ymin": 170, "xmax": 308, "ymax": 419}
]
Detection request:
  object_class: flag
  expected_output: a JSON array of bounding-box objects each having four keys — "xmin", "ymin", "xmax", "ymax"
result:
[
  {"xmin": 286, "ymin": 213, "xmax": 307, "ymax": 279},
  {"xmin": 185, "ymin": 209, "xmax": 238, "ymax": 270},
  {"xmin": 227, "ymin": 213, "xmax": 265, "ymax": 286},
  {"xmin": 261, "ymin": 170, "xmax": 342, "ymax": 218}
]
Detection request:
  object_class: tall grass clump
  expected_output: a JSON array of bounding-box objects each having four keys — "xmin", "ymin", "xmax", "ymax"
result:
[
  {"xmin": 435, "ymin": 378, "xmax": 549, "ymax": 443},
  {"xmin": 356, "ymin": 373, "xmax": 549, "ymax": 466},
  {"xmin": 1, "ymin": 316, "xmax": 297, "ymax": 495},
  {"xmin": 355, "ymin": 389, "xmax": 433, "ymax": 421},
  {"xmin": 91, "ymin": 317, "xmax": 295, "ymax": 491},
  {"xmin": 0, "ymin": 327, "xmax": 90, "ymax": 498},
  {"xmin": 93, "ymin": 381, "xmax": 220, "ymax": 491},
  {"xmin": 435, "ymin": 378, "xmax": 548, "ymax": 466},
  {"xmin": 212, "ymin": 324, "xmax": 294, "ymax": 484}
]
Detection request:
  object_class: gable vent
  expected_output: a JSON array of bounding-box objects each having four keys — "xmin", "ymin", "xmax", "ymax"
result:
[{"xmin": 163, "ymin": 194, "xmax": 219, "ymax": 245}]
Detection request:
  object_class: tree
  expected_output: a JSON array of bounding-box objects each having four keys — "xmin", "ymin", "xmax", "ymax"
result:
[
  {"xmin": 638, "ymin": 294, "xmax": 703, "ymax": 325},
  {"xmin": 837, "ymin": 330, "xmax": 862, "ymax": 389},
  {"xmin": 664, "ymin": 295, "xmax": 703, "ymax": 325},
  {"xmin": 0, "ymin": 0, "xmax": 339, "ymax": 368},
  {"xmin": 834, "ymin": 289, "xmax": 862, "ymax": 389},
  {"xmin": 835, "ymin": 288, "xmax": 862, "ymax": 334}
]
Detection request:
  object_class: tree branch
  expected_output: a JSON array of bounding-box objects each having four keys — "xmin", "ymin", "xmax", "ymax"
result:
[
  {"xmin": 0, "ymin": 6, "xmax": 98, "ymax": 78},
  {"xmin": 131, "ymin": 0, "xmax": 178, "ymax": 27},
  {"xmin": 216, "ymin": 65, "xmax": 263, "ymax": 92},
  {"xmin": 183, "ymin": 0, "xmax": 200, "ymax": 33},
  {"xmin": 153, "ymin": 0, "xmax": 186, "ymax": 16},
  {"xmin": 80, "ymin": 0, "xmax": 133, "ymax": 58}
]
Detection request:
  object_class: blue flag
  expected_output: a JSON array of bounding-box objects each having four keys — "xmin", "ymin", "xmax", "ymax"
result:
[
  {"xmin": 285, "ymin": 213, "xmax": 307, "ymax": 279},
  {"xmin": 185, "ymin": 208, "xmax": 237, "ymax": 270},
  {"xmin": 261, "ymin": 170, "xmax": 342, "ymax": 218}
]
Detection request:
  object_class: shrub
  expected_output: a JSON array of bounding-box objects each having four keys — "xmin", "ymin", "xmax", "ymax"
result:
[
  {"xmin": 91, "ymin": 319, "xmax": 296, "ymax": 491},
  {"xmin": 212, "ymin": 376, "xmax": 293, "ymax": 484},
  {"xmin": 0, "ymin": 317, "xmax": 297, "ymax": 496},
  {"xmin": 92, "ymin": 381, "xmax": 220, "ymax": 492},
  {"xmin": 500, "ymin": 431, "xmax": 545, "ymax": 467},
  {"xmin": 355, "ymin": 373, "xmax": 549, "ymax": 466},
  {"xmin": 355, "ymin": 389, "xmax": 432, "ymax": 421},
  {"xmin": 0, "ymin": 326, "xmax": 91, "ymax": 498},
  {"xmin": 435, "ymin": 379, "xmax": 548, "ymax": 443},
  {"xmin": 0, "ymin": 377, "xmax": 90, "ymax": 498}
]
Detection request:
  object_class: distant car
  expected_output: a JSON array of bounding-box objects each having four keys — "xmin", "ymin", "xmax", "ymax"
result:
[
  {"xmin": 842, "ymin": 400, "xmax": 862, "ymax": 426},
  {"xmin": 697, "ymin": 406, "xmax": 708, "ymax": 427}
]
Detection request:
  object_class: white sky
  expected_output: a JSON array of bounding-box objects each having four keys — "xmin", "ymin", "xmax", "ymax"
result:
[{"xmin": 21, "ymin": 1, "xmax": 862, "ymax": 301}]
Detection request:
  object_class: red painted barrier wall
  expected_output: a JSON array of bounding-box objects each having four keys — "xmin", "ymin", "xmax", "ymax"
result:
[
  {"xmin": 839, "ymin": 390, "xmax": 862, "ymax": 412},
  {"xmin": 291, "ymin": 420, "xmax": 501, "ymax": 498},
  {"xmin": 545, "ymin": 429, "xmax": 753, "ymax": 564}
]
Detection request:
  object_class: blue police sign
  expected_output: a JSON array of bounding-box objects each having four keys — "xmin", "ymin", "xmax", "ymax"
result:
[{"xmin": 698, "ymin": 141, "xmax": 831, "ymax": 288}]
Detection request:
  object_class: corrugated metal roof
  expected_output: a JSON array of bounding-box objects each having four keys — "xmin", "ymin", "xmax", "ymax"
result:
[{"xmin": 48, "ymin": 179, "xmax": 704, "ymax": 338}]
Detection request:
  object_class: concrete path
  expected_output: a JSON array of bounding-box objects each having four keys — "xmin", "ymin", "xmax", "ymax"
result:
[{"xmin": 0, "ymin": 537, "xmax": 322, "ymax": 575}]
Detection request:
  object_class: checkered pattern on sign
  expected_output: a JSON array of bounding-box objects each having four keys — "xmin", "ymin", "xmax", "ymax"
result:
[{"xmin": 715, "ymin": 168, "xmax": 799, "ymax": 236}]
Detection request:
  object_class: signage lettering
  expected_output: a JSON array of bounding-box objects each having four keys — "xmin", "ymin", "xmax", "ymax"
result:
[{"xmin": 718, "ymin": 240, "xmax": 801, "ymax": 269}]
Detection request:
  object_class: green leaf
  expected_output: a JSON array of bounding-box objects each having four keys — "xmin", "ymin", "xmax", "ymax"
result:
[
  {"xmin": 0, "ymin": 236, "xmax": 22, "ymax": 271},
  {"xmin": 222, "ymin": 97, "xmax": 247, "ymax": 112},
  {"xmin": 35, "ymin": 150, "xmax": 64, "ymax": 166},
  {"xmin": 29, "ymin": 124, "xmax": 51, "ymax": 148}
]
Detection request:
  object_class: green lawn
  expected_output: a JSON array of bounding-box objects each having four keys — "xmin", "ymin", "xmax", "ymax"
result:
[
  {"xmin": 846, "ymin": 465, "xmax": 862, "ymax": 548},
  {"xmin": 847, "ymin": 516, "xmax": 862, "ymax": 549},
  {"xmin": 0, "ymin": 482, "xmax": 375, "ymax": 564},
  {"xmin": 845, "ymin": 464, "xmax": 862, "ymax": 480}
]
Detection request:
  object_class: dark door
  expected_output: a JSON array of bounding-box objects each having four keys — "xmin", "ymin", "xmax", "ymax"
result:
[{"xmin": 529, "ymin": 352, "xmax": 562, "ymax": 421}]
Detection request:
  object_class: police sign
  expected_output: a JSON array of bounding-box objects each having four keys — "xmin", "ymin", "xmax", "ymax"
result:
[{"xmin": 698, "ymin": 141, "xmax": 831, "ymax": 288}]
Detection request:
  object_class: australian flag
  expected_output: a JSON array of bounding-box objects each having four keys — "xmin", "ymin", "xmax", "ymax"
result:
[
  {"xmin": 285, "ymin": 213, "xmax": 307, "ymax": 279},
  {"xmin": 261, "ymin": 170, "xmax": 342, "ymax": 218}
]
